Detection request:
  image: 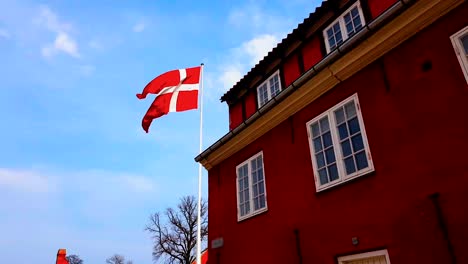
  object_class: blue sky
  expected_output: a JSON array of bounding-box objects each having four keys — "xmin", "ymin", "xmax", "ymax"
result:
[{"xmin": 0, "ymin": 0, "xmax": 321, "ymax": 263}]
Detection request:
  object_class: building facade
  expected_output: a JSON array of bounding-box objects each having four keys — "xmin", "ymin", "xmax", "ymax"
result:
[{"xmin": 196, "ymin": 0, "xmax": 468, "ymax": 263}]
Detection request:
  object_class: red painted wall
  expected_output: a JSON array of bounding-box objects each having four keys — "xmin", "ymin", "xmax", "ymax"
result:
[
  {"xmin": 208, "ymin": 4, "xmax": 468, "ymax": 264},
  {"xmin": 283, "ymin": 53, "xmax": 301, "ymax": 87},
  {"xmin": 302, "ymin": 37, "xmax": 323, "ymax": 71},
  {"xmin": 228, "ymin": 101, "xmax": 243, "ymax": 130},
  {"xmin": 244, "ymin": 92, "xmax": 257, "ymax": 119},
  {"xmin": 367, "ymin": 0, "xmax": 397, "ymax": 19}
]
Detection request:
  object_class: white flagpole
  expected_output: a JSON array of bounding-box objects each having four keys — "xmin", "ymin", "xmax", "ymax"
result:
[{"xmin": 196, "ymin": 63, "xmax": 204, "ymax": 264}]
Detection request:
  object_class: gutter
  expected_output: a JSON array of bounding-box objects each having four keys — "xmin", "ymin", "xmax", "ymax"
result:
[{"xmin": 195, "ymin": 0, "xmax": 411, "ymax": 164}]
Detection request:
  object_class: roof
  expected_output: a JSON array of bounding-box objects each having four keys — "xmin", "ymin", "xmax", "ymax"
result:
[
  {"xmin": 220, "ymin": 0, "xmax": 332, "ymax": 104},
  {"xmin": 196, "ymin": 0, "xmax": 416, "ymax": 166}
]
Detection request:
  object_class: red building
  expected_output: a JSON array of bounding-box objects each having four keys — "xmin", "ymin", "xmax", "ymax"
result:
[{"xmin": 196, "ymin": 0, "xmax": 468, "ymax": 263}]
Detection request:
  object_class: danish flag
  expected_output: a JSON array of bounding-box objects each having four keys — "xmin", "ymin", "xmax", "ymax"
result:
[{"xmin": 137, "ymin": 66, "xmax": 201, "ymax": 133}]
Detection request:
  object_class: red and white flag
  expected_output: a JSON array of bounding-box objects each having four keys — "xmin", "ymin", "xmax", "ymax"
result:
[{"xmin": 137, "ymin": 66, "xmax": 201, "ymax": 133}]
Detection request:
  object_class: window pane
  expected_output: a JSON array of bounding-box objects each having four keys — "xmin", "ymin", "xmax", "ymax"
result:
[
  {"xmin": 316, "ymin": 152, "xmax": 325, "ymax": 168},
  {"xmin": 259, "ymin": 195, "xmax": 265, "ymax": 208},
  {"xmin": 251, "ymin": 159, "xmax": 257, "ymax": 171},
  {"xmin": 259, "ymin": 182, "xmax": 265, "ymax": 195},
  {"xmin": 311, "ymin": 123, "xmax": 320, "ymax": 137},
  {"xmin": 240, "ymin": 205, "xmax": 245, "ymax": 216},
  {"xmin": 239, "ymin": 178, "xmax": 243, "ymax": 190},
  {"xmin": 325, "ymin": 148, "xmax": 336, "ymax": 164},
  {"xmin": 336, "ymin": 31, "xmax": 343, "ymax": 45},
  {"xmin": 333, "ymin": 22, "xmax": 340, "ymax": 32},
  {"xmin": 346, "ymin": 23, "xmax": 354, "ymax": 36},
  {"xmin": 354, "ymin": 17, "xmax": 362, "ymax": 31},
  {"xmin": 323, "ymin": 132, "xmax": 333, "ymax": 148},
  {"xmin": 254, "ymin": 197, "xmax": 259, "ymax": 210},
  {"xmin": 243, "ymin": 164, "xmax": 248, "ymax": 176},
  {"xmin": 245, "ymin": 201, "xmax": 250, "ymax": 214},
  {"xmin": 259, "ymin": 84, "xmax": 269, "ymax": 106},
  {"xmin": 351, "ymin": 7, "xmax": 359, "ymax": 17},
  {"xmin": 252, "ymin": 171, "xmax": 258, "ymax": 184},
  {"xmin": 329, "ymin": 36, "xmax": 336, "ymax": 48},
  {"xmin": 341, "ymin": 139, "xmax": 352, "ymax": 157},
  {"xmin": 344, "ymin": 156, "xmax": 356, "ymax": 174},
  {"xmin": 345, "ymin": 102, "xmax": 356, "ymax": 118},
  {"xmin": 355, "ymin": 151, "xmax": 369, "ymax": 170},
  {"xmin": 269, "ymin": 74, "xmax": 281, "ymax": 97},
  {"xmin": 318, "ymin": 168, "xmax": 328, "ymax": 185},
  {"xmin": 257, "ymin": 168, "xmax": 263, "ymax": 181},
  {"xmin": 462, "ymin": 34, "xmax": 468, "ymax": 54},
  {"xmin": 239, "ymin": 190, "xmax": 244, "ymax": 203},
  {"xmin": 344, "ymin": 13, "xmax": 351, "ymax": 25},
  {"xmin": 351, "ymin": 134, "xmax": 364, "ymax": 152},
  {"xmin": 335, "ymin": 108, "xmax": 345, "ymax": 124},
  {"xmin": 244, "ymin": 189, "xmax": 249, "ymax": 201},
  {"xmin": 243, "ymin": 178, "xmax": 248, "ymax": 189},
  {"xmin": 320, "ymin": 117, "xmax": 330, "ymax": 132},
  {"xmin": 338, "ymin": 123, "xmax": 348, "ymax": 140},
  {"xmin": 327, "ymin": 22, "xmax": 343, "ymax": 50},
  {"xmin": 348, "ymin": 117, "xmax": 360, "ymax": 135},
  {"xmin": 313, "ymin": 137, "xmax": 323, "ymax": 152},
  {"xmin": 328, "ymin": 164, "xmax": 339, "ymax": 181}
]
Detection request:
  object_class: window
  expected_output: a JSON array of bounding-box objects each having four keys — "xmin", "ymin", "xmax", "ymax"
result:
[
  {"xmin": 257, "ymin": 71, "xmax": 282, "ymax": 107},
  {"xmin": 306, "ymin": 94, "xmax": 373, "ymax": 191},
  {"xmin": 338, "ymin": 249, "xmax": 391, "ymax": 264},
  {"xmin": 236, "ymin": 152, "xmax": 268, "ymax": 221},
  {"xmin": 451, "ymin": 25, "xmax": 468, "ymax": 84},
  {"xmin": 323, "ymin": 1, "xmax": 366, "ymax": 53}
]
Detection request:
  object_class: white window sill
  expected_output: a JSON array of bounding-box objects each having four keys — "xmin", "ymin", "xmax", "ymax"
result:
[
  {"xmin": 315, "ymin": 167, "xmax": 375, "ymax": 193},
  {"xmin": 237, "ymin": 207, "xmax": 268, "ymax": 222}
]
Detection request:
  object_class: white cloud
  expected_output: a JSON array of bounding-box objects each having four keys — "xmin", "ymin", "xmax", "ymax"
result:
[
  {"xmin": 132, "ymin": 22, "xmax": 145, "ymax": 33},
  {"xmin": 41, "ymin": 32, "xmax": 80, "ymax": 58},
  {"xmin": 36, "ymin": 5, "xmax": 71, "ymax": 33},
  {"xmin": 242, "ymin": 34, "xmax": 279, "ymax": 65},
  {"xmin": 36, "ymin": 5, "xmax": 80, "ymax": 58},
  {"xmin": 0, "ymin": 168, "xmax": 54, "ymax": 193},
  {"xmin": 218, "ymin": 65, "xmax": 244, "ymax": 91},
  {"xmin": 0, "ymin": 28, "xmax": 11, "ymax": 39},
  {"xmin": 215, "ymin": 34, "xmax": 280, "ymax": 92}
]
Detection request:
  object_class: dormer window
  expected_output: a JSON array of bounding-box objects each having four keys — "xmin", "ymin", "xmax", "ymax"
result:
[
  {"xmin": 257, "ymin": 70, "xmax": 282, "ymax": 108},
  {"xmin": 323, "ymin": 1, "xmax": 366, "ymax": 53}
]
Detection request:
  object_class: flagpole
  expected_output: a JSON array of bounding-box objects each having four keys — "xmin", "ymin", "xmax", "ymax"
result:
[{"xmin": 196, "ymin": 63, "xmax": 204, "ymax": 264}]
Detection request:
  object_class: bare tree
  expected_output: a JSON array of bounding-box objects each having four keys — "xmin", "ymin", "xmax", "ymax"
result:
[
  {"xmin": 66, "ymin": 255, "xmax": 83, "ymax": 264},
  {"xmin": 146, "ymin": 195, "xmax": 208, "ymax": 264},
  {"xmin": 105, "ymin": 254, "xmax": 133, "ymax": 264}
]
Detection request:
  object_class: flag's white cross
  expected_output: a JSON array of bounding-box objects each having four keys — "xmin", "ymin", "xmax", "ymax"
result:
[{"xmin": 155, "ymin": 69, "xmax": 198, "ymax": 112}]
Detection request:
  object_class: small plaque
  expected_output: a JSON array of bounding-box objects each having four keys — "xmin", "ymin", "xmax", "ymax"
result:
[{"xmin": 211, "ymin": 237, "xmax": 224, "ymax": 249}]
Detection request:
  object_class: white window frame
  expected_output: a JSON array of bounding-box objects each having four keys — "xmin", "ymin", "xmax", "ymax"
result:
[
  {"xmin": 451, "ymin": 25, "xmax": 468, "ymax": 84},
  {"xmin": 338, "ymin": 249, "xmax": 391, "ymax": 264},
  {"xmin": 235, "ymin": 151, "xmax": 268, "ymax": 221},
  {"xmin": 256, "ymin": 70, "xmax": 282, "ymax": 108},
  {"xmin": 323, "ymin": 1, "xmax": 366, "ymax": 53},
  {"xmin": 306, "ymin": 93, "xmax": 374, "ymax": 192}
]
